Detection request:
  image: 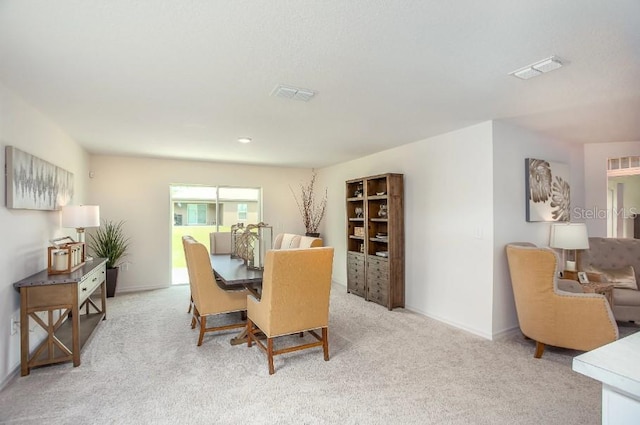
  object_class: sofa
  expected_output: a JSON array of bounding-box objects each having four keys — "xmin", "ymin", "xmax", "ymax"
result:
[
  {"xmin": 577, "ymin": 237, "xmax": 640, "ymax": 323},
  {"xmin": 273, "ymin": 233, "xmax": 323, "ymax": 249}
]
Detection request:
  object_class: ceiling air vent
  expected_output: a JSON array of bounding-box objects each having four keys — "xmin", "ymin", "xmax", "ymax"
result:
[{"xmin": 271, "ymin": 84, "xmax": 316, "ymax": 102}]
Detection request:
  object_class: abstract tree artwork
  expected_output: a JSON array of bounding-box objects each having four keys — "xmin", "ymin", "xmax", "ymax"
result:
[
  {"xmin": 5, "ymin": 146, "xmax": 74, "ymax": 210},
  {"xmin": 525, "ymin": 158, "xmax": 570, "ymax": 222}
]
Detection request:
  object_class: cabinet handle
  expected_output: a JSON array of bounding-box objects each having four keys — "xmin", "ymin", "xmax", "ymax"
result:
[
  {"xmin": 82, "ymin": 288, "xmax": 87, "ymax": 292},
  {"xmin": 92, "ymin": 277, "xmax": 97, "ymax": 282}
]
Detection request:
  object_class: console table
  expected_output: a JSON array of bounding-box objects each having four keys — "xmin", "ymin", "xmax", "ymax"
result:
[{"xmin": 13, "ymin": 258, "xmax": 107, "ymax": 376}]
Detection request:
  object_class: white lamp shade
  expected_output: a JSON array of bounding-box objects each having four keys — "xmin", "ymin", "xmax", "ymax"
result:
[
  {"xmin": 549, "ymin": 223, "xmax": 589, "ymax": 250},
  {"xmin": 61, "ymin": 205, "xmax": 100, "ymax": 229}
]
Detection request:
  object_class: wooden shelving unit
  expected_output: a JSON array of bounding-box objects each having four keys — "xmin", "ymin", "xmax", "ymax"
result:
[{"xmin": 345, "ymin": 173, "xmax": 404, "ymax": 310}]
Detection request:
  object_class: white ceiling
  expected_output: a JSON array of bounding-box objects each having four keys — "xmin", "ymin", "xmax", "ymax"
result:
[{"xmin": 1, "ymin": 1, "xmax": 639, "ymax": 168}]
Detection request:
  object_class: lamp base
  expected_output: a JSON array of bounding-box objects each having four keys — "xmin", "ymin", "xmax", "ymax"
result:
[{"xmin": 565, "ymin": 260, "xmax": 577, "ymax": 271}]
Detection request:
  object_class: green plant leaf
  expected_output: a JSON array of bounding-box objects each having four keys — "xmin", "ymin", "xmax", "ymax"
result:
[{"xmin": 88, "ymin": 219, "xmax": 130, "ymax": 269}]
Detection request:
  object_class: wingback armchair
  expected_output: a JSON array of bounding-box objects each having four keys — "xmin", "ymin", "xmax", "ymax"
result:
[
  {"xmin": 247, "ymin": 247, "xmax": 334, "ymax": 374},
  {"xmin": 505, "ymin": 244, "xmax": 618, "ymax": 358}
]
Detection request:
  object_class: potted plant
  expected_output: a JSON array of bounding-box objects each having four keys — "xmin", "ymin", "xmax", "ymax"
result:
[
  {"xmin": 290, "ymin": 171, "xmax": 328, "ymax": 237},
  {"xmin": 88, "ymin": 219, "xmax": 130, "ymax": 297}
]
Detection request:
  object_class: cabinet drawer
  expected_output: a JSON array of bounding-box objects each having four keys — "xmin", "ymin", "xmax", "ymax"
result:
[
  {"xmin": 78, "ymin": 265, "xmax": 105, "ymax": 304},
  {"xmin": 348, "ymin": 275, "xmax": 366, "ymax": 297},
  {"xmin": 367, "ymin": 264, "xmax": 389, "ymax": 281},
  {"xmin": 348, "ymin": 262, "xmax": 365, "ymax": 275},
  {"xmin": 367, "ymin": 255, "xmax": 388, "ymax": 269},
  {"xmin": 367, "ymin": 283, "xmax": 388, "ymax": 306},
  {"xmin": 347, "ymin": 252, "xmax": 365, "ymax": 265}
]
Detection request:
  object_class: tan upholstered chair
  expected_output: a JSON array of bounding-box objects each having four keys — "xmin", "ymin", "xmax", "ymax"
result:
[
  {"xmin": 505, "ymin": 244, "xmax": 618, "ymax": 358},
  {"xmin": 209, "ymin": 231, "xmax": 232, "ymax": 255},
  {"xmin": 273, "ymin": 233, "xmax": 323, "ymax": 249},
  {"xmin": 247, "ymin": 247, "xmax": 334, "ymax": 374},
  {"xmin": 187, "ymin": 232, "xmax": 233, "ymax": 315},
  {"xmin": 183, "ymin": 236, "xmax": 248, "ymax": 346}
]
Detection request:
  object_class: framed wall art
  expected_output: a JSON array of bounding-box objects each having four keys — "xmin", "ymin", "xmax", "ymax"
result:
[
  {"xmin": 525, "ymin": 158, "xmax": 570, "ymax": 222},
  {"xmin": 5, "ymin": 146, "xmax": 74, "ymax": 210}
]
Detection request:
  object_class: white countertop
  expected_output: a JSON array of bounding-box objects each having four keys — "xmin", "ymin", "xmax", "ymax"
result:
[{"xmin": 573, "ymin": 332, "xmax": 640, "ymax": 398}]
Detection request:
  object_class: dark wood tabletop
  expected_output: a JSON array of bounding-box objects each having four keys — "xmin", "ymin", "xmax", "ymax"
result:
[{"xmin": 209, "ymin": 254, "xmax": 263, "ymax": 296}]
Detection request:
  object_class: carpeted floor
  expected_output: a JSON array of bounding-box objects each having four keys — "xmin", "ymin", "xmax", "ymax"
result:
[{"xmin": 1, "ymin": 285, "xmax": 637, "ymax": 424}]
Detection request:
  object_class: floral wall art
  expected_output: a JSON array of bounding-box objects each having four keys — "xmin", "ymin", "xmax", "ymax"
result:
[
  {"xmin": 5, "ymin": 146, "xmax": 74, "ymax": 210},
  {"xmin": 525, "ymin": 158, "xmax": 570, "ymax": 222}
]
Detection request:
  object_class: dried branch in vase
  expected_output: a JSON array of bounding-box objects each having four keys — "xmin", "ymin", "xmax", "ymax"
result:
[{"xmin": 290, "ymin": 171, "xmax": 327, "ymax": 235}]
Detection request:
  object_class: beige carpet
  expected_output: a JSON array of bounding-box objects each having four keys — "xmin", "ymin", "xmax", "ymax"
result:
[{"xmin": 1, "ymin": 284, "xmax": 637, "ymax": 424}]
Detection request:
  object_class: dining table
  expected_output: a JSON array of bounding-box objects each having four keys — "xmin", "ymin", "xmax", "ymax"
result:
[{"xmin": 209, "ymin": 254, "xmax": 263, "ymax": 345}]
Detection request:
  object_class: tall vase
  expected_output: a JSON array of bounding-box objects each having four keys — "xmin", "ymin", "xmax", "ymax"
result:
[{"xmin": 106, "ymin": 267, "xmax": 119, "ymax": 298}]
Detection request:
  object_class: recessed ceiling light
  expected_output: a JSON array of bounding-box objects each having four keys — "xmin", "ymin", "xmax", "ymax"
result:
[
  {"xmin": 237, "ymin": 137, "xmax": 252, "ymax": 144},
  {"xmin": 509, "ymin": 56, "xmax": 563, "ymax": 80}
]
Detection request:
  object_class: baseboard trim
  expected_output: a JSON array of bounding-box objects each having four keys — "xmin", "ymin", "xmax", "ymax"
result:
[
  {"xmin": 115, "ymin": 283, "xmax": 170, "ymax": 294},
  {"xmin": 0, "ymin": 363, "xmax": 20, "ymax": 393}
]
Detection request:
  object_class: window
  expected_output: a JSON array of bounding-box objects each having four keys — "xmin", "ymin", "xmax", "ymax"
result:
[
  {"xmin": 187, "ymin": 203, "xmax": 207, "ymax": 225},
  {"xmin": 237, "ymin": 203, "xmax": 248, "ymax": 220}
]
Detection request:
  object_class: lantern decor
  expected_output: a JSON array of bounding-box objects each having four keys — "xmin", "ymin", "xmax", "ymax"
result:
[
  {"xmin": 233, "ymin": 222, "xmax": 273, "ymax": 270},
  {"xmin": 250, "ymin": 223, "xmax": 273, "ymax": 270},
  {"xmin": 230, "ymin": 223, "xmax": 245, "ymax": 259}
]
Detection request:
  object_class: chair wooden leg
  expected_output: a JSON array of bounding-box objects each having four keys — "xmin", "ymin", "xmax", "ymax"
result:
[
  {"xmin": 247, "ymin": 319, "xmax": 253, "ymax": 347},
  {"xmin": 240, "ymin": 311, "xmax": 247, "ymax": 321},
  {"xmin": 187, "ymin": 295, "xmax": 193, "ymax": 314},
  {"xmin": 534, "ymin": 341, "xmax": 545, "ymax": 359},
  {"xmin": 268, "ymin": 337, "xmax": 275, "ymax": 375},
  {"xmin": 322, "ymin": 327, "xmax": 329, "ymax": 361},
  {"xmin": 191, "ymin": 306, "xmax": 199, "ymax": 329},
  {"xmin": 197, "ymin": 316, "xmax": 206, "ymax": 346}
]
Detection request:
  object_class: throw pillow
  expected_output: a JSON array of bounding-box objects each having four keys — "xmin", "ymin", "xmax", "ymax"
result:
[{"xmin": 587, "ymin": 265, "xmax": 637, "ymax": 290}]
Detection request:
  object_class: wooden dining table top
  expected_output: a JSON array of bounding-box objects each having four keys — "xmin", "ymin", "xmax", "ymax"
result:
[{"xmin": 209, "ymin": 254, "xmax": 263, "ymax": 294}]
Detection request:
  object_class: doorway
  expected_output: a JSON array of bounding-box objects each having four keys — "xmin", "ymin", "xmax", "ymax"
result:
[
  {"xmin": 606, "ymin": 156, "xmax": 640, "ymax": 238},
  {"xmin": 170, "ymin": 185, "xmax": 262, "ymax": 284}
]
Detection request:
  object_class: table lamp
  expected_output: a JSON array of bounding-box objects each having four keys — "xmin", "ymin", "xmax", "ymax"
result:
[
  {"xmin": 61, "ymin": 205, "xmax": 100, "ymax": 243},
  {"xmin": 549, "ymin": 222, "xmax": 589, "ymax": 271}
]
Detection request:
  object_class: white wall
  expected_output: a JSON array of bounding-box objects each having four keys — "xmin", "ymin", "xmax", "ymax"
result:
[
  {"xmin": 0, "ymin": 83, "xmax": 89, "ymax": 387},
  {"xmin": 585, "ymin": 142, "xmax": 640, "ymax": 237},
  {"xmin": 319, "ymin": 122, "xmax": 496, "ymax": 338},
  {"xmin": 87, "ymin": 155, "xmax": 312, "ymax": 292},
  {"xmin": 492, "ymin": 121, "xmax": 585, "ymax": 336}
]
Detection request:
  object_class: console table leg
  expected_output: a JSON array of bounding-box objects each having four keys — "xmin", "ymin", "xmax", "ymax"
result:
[
  {"xmin": 20, "ymin": 289, "xmax": 29, "ymax": 376},
  {"xmin": 71, "ymin": 301, "xmax": 81, "ymax": 367}
]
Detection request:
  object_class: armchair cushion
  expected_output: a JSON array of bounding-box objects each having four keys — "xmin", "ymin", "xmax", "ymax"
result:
[{"xmin": 558, "ymin": 279, "xmax": 584, "ymax": 293}]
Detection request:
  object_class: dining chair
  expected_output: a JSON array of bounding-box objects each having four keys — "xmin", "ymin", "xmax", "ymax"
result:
[
  {"xmin": 187, "ymin": 232, "xmax": 233, "ymax": 314},
  {"xmin": 183, "ymin": 236, "xmax": 249, "ymax": 346},
  {"xmin": 246, "ymin": 247, "xmax": 334, "ymax": 374},
  {"xmin": 183, "ymin": 235, "xmax": 197, "ymax": 316}
]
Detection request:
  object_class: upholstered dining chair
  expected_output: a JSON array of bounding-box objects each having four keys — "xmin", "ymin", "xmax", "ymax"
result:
[
  {"xmin": 246, "ymin": 247, "xmax": 334, "ymax": 374},
  {"xmin": 209, "ymin": 231, "xmax": 233, "ymax": 255},
  {"xmin": 505, "ymin": 243, "xmax": 618, "ymax": 358},
  {"xmin": 186, "ymin": 232, "xmax": 233, "ymax": 314},
  {"xmin": 183, "ymin": 236, "xmax": 249, "ymax": 346},
  {"xmin": 272, "ymin": 233, "xmax": 323, "ymax": 249}
]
